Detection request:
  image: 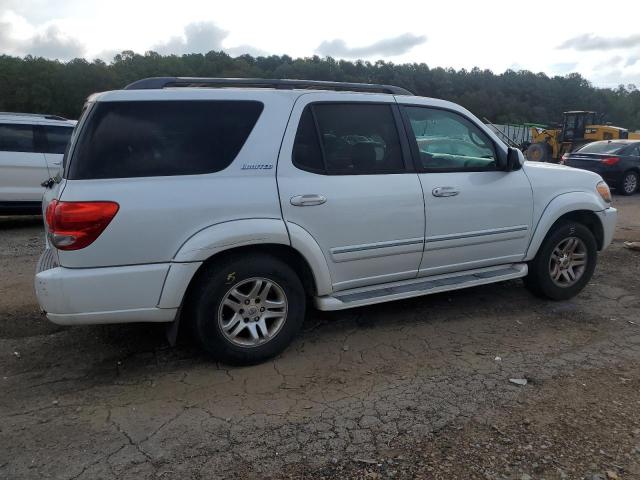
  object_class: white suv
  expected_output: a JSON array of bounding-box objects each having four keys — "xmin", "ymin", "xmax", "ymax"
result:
[
  {"xmin": 0, "ymin": 112, "xmax": 75, "ymax": 214},
  {"xmin": 34, "ymin": 77, "xmax": 617, "ymax": 364}
]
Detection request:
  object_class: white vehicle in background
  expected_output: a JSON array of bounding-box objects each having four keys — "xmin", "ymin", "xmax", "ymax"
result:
[
  {"xmin": 34, "ymin": 78, "xmax": 617, "ymax": 365},
  {"xmin": 0, "ymin": 112, "xmax": 76, "ymax": 215}
]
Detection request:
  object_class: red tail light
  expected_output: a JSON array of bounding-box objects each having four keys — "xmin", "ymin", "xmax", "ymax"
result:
[
  {"xmin": 560, "ymin": 153, "xmax": 570, "ymax": 164},
  {"xmin": 601, "ymin": 156, "xmax": 620, "ymax": 166},
  {"xmin": 45, "ymin": 200, "xmax": 119, "ymax": 250}
]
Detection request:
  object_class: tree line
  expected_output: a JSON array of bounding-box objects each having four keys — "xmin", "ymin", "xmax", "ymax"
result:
[{"xmin": 1, "ymin": 50, "xmax": 639, "ymax": 130}]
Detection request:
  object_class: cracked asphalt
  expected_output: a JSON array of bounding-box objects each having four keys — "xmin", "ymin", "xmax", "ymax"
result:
[{"xmin": 1, "ymin": 196, "xmax": 639, "ymax": 480}]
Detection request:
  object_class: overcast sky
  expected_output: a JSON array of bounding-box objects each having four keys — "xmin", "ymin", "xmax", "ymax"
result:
[{"xmin": 1, "ymin": 0, "xmax": 639, "ymax": 88}]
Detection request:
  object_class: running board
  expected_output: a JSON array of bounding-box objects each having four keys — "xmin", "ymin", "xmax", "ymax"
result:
[{"xmin": 314, "ymin": 264, "xmax": 528, "ymax": 311}]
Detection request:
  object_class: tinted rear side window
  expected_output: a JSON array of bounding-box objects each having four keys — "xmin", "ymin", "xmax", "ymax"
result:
[
  {"xmin": 0, "ymin": 124, "xmax": 35, "ymax": 153},
  {"xmin": 314, "ymin": 104, "xmax": 404, "ymax": 174},
  {"xmin": 292, "ymin": 108, "xmax": 324, "ymax": 172},
  {"xmin": 69, "ymin": 101, "xmax": 263, "ymax": 179},
  {"xmin": 44, "ymin": 126, "xmax": 73, "ymax": 154},
  {"xmin": 292, "ymin": 103, "xmax": 405, "ymax": 175}
]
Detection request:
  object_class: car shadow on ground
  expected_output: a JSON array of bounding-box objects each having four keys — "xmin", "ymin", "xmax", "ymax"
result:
[{"xmin": 76, "ymin": 279, "xmax": 553, "ymax": 378}]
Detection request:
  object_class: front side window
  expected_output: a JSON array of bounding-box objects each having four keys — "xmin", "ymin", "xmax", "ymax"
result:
[
  {"xmin": 404, "ymin": 106, "xmax": 497, "ymax": 171},
  {"xmin": 0, "ymin": 124, "xmax": 35, "ymax": 153},
  {"xmin": 293, "ymin": 103, "xmax": 404, "ymax": 174},
  {"xmin": 68, "ymin": 100, "xmax": 263, "ymax": 179},
  {"xmin": 44, "ymin": 126, "xmax": 73, "ymax": 154}
]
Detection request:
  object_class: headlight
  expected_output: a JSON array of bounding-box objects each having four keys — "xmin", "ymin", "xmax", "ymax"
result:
[{"xmin": 596, "ymin": 181, "xmax": 612, "ymax": 203}]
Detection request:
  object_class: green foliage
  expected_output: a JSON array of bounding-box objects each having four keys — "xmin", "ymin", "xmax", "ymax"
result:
[{"xmin": 1, "ymin": 51, "xmax": 639, "ymax": 129}]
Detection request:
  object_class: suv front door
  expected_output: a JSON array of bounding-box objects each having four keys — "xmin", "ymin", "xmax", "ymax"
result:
[
  {"xmin": 278, "ymin": 94, "xmax": 425, "ymax": 292},
  {"xmin": 400, "ymin": 103, "xmax": 534, "ymax": 276}
]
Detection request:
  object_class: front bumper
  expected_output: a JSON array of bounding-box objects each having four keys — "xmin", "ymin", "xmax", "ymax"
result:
[
  {"xmin": 34, "ymin": 251, "xmax": 177, "ymax": 326},
  {"xmin": 595, "ymin": 207, "xmax": 617, "ymax": 250}
]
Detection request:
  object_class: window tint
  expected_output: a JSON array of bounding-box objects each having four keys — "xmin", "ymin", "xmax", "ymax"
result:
[
  {"xmin": 44, "ymin": 126, "xmax": 73, "ymax": 154},
  {"xmin": 293, "ymin": 103, "xmax": 404, "ymax": 174},
  {"xmin": 69, "ymin": 100, "xmax": 263, "ymax": 179},
  {"xmin": 293, "ymin": 107, "xmax": 324, "ymax": 172},
  {"xmin": 0, "ymin": 124, "xmax": 35, "ymax": 153},
  {"xmin": 404, "ymin": 107, "xmax": 497, "ymax": 171}
]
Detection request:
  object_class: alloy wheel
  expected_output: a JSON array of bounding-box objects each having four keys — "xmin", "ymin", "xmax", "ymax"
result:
[
  {"xmin": 217, "ymin": 277, "xmax": 288, "ymax": 347},
  {"xmin": 623, "ymin": 173, "xmax": 638, "ymax": 194},
  {"xmin": 548, "ymin": 236, "xmax": 588, "ymax": 287}
]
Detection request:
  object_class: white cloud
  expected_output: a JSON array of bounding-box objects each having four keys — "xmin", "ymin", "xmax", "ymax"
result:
[
  {"xmin": 559, "ymin": 33, "xmax": 640, "ymax": 51},
  {"xmin": 28, "ymin": 25, "xmax": 84, "ymax": 59},
  {"xmin": 153, "ymin": 22, "xmax": 228, "ymax": 55},
  {"xmin": 0, "ymin": 9, "xmax": 85, "ymax": 60},
  {"xmin": 152, "ymin": 21, "xmax": 265, "ymax": 57},
  {"xmin": 316, "ymin": 33, "xmax": 427, "ymax": 59}
]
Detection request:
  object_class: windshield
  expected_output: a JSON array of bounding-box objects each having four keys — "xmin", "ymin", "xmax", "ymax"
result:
[{"xmin": 577, "ymin": 142, "xmax": 625, "ymax": 154}]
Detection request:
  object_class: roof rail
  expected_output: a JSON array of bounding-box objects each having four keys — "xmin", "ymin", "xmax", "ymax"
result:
[
  {"xmin": 0, "ymin": 112, "xmax": 69, "ymax": 121},
  {"xmin": 123, "ymin": 77, "xmax": 414, "ymax": 96}
]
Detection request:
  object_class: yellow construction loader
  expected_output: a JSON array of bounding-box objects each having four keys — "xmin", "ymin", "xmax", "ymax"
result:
[{"xmin": 525, "ymin": 111, "xmax": 640, "ymax": 162}]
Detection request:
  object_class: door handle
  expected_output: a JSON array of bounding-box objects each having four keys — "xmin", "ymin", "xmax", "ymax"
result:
[
  {"xmin": 432, "ymin": 187, "xmax": 459, "ymax": 197},
  {"xmin": 290, "ymin": 194, "xmax": 327, "ymax": 206}
]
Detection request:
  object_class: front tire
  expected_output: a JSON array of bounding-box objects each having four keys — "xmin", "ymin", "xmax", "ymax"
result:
[
  {"xmin": 526, "ymin": 142, "xmax": 552, "ymax": 162},
  {"xmin": 187, "ymin": 254, "xmax": 306, "ymax": 365},
  {"xmin": 619, "ymin": 171, "xmax": 638, "ymax": 196},
  {"xmin": 524, "ymin": 221, "xmax": 597, "ymax": 300}
]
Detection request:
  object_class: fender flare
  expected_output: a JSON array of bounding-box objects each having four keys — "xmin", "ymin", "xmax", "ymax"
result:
[
  {"xmin": 173, "ymin": 218, "xmax": 290, "ymax": 262},
  {"xmin": 524, "ymin": 191, "xmax": 606, "ymax": 261},
  {"xmin": 158, "ymin": 219, "xmax": 333, "ymax": 308},
  {"xmin": 285, "ymin": 222, "xmax": 333, "ymax": 296}
]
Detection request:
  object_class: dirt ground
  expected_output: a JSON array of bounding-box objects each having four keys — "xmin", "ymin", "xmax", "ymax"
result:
[{"xmin": 1, "ymin": 196, "xmax": 639, "ymax": 480}]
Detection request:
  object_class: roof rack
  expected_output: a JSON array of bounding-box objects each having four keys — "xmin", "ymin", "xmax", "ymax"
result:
[
  {"xmin": 0, "ymin": 112, "xmax": 69, "ymax": 121},
  {"xmin": 123, "ymin": 77, "xmax": 414, "ymax": 96}
]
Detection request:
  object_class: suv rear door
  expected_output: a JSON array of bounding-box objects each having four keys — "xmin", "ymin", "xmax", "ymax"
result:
[{"xmin": 277, "ymin": 94, "xmax": 425, "ymax": 292}]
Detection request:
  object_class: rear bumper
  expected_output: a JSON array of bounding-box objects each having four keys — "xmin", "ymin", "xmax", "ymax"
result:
[
  {"xmin": 34, "ymin": 255, "xmax": 177, "ymax": 326},
  {"xmin": 46, "ymin": 308, "xmax": 177, "ymax": 326},
  {"xmin": 595, "ymin": 207, "xmax": 617, "ymax": 250},
  {"xmin": 600, "ymin": 173, "xmax": 623, "ymax": 188}
]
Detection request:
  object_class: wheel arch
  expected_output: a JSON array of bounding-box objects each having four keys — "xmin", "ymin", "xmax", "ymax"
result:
[
  {"xmin": 525, "ymin": 192, "xmax": 607, "ymax": 260},
  {"xmin": 184, "ymin": 242, "xmax": 321, "ymax": 301},
  {"xmin": 158, "ymin": 219, "xmax": 333, "ymax": 311},
  {"xmin": 621, "ymin": 167, "xmax": 640, "ymax": 179}
]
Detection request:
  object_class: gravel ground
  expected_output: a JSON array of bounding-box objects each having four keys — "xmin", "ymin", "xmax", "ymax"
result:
[{"xmin": 1, "ymin": 196, "xmax": 639, "ymax": 480}]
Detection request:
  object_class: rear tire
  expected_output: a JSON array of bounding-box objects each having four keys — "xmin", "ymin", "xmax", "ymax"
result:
[
  {"xmin": 619, "ymin": 170, "xmax": 638, "ymax": 196},
  {"xmin": 524, "ymin": 221, "xmax": 597, "ymax": 300},
  {"xmin": 187, "ymin": 253, "xmax": 306, "ymax": 365}
]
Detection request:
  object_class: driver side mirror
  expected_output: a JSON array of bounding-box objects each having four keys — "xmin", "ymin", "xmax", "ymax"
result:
[{"xmin": 506, "ymin": 147, "xmax": 524, "ymax": 171}]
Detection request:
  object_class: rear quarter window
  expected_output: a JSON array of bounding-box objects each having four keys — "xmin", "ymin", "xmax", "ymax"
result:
[
  {"xmin": 577, "ymin": 142, "xmax": 625, "ymax": 154},
  {"xmin": 68, "ymin": 100, "xmax": 263, "ymax": 179}
]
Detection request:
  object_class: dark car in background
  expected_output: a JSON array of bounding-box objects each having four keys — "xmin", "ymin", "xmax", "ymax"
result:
[{"xmin": 562, "ymin": 140, "xmax": 640, "ymax": 195}]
